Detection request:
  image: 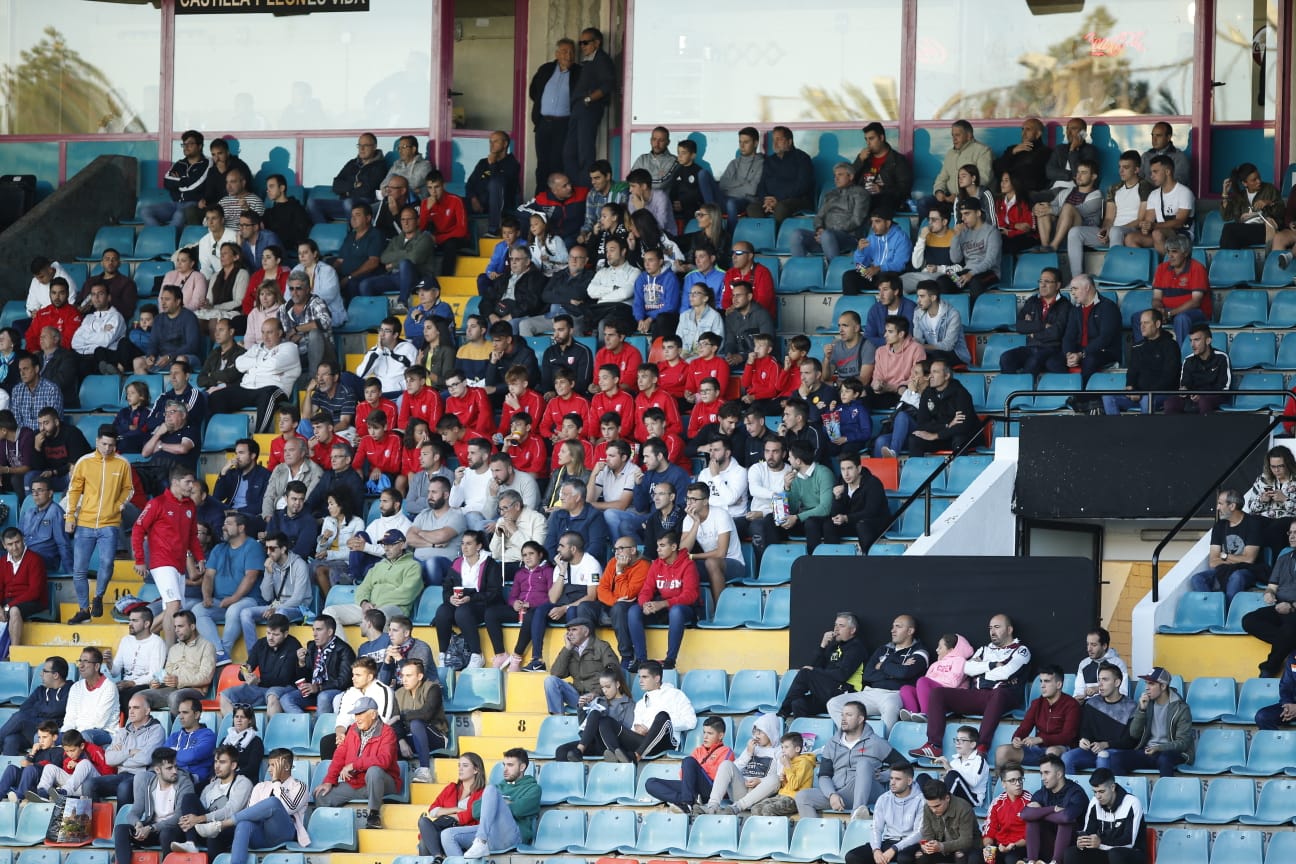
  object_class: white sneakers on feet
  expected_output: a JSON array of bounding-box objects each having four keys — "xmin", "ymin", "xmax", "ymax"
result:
[
  {"xmin": 466, "ymin": 653, "xmax": 485, "ymax": 669},
  {"xmin": 464, "ymin": 838, "xmax": 491, "ymax": 859},
  {"xmin": 171, "ymin": 842, "xmax": 199, "ymax": 854},
  {"xmin": 412, "ymin": 767, "xmax": 433, "ymax": 783},
  {"xmin": 437, "ymin": 653, "xmax": 447, "ymax": 667}
]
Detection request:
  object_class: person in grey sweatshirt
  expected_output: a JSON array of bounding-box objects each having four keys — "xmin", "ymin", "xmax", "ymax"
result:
[
  {"xmin": 843, "ymin": 761, "xmax": 924, "ymax": 864},
  {"xmin": 949, "ymin": 198, "xmax": 1003, "ymax": 303},
  {"xmin": 82, "ymin": 692, "xmax": 167, "ymax": 804},
  {"xmin": 795, "ymin": 700, "xmax": 904, "ymax": 817},
  {"xmin": 717, "ymin": 127, "xmax": 765, "ymax": 222}
]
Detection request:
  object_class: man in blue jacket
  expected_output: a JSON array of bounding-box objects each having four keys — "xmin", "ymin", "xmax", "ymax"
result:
[
  {"xmin": 748, "ymin": 126, "xmax": 814, "ymax": 226},
  {"xmin": 842, "ymin": 209, "xmax": 914, "ymax": 296},
  {"xmin": 165, "ymin": 696, "xmax": 217, "ymax": 787},
  {"xmin": 213, "ymin": 439, "xmax": 271, "ymax": 533},
  {"xmin": 1062, "ymin": 274, "xmax": 1121, "ymax": 384},
  {"xmin": 1255, "ymin": 648, "xmax": 1296, "ymax": 729}
]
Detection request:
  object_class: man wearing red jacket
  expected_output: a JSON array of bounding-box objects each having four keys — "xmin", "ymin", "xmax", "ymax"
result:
[
  {"xmin": 632, "ymin": 364, "xmax": 683, "ymax": 443},
  {"xmin": 498, "ymin": 368, "xmax": 545, "ymax": 435},
  {"xmin": 132, "ymin": 466, "xmax": 206, "ymax": 646},
  {"xmin": 500, "ymin": 414, "xmax": 548, "ymax": 479},
  {"xmin": 684, "ymin": 334, "xmax": 731, "ymax": 403},
  {"xmin": 519, "ymin": 173, "xmax": 589, "ymax": 248},
  {"xmin": 588, "ymin": 366, "xmax": 635, "ymax": 438},
  {"xmin": 593, "ymin": 324, "xmax": 643, "ymax": 394},
  {"xmin": 0, "ymin": 527, "xmax": 48, "ymax": 653},
  {"xmin": 444, "ymin": 374, "xmax": 495, "ymax": 441},
  {"xmin": 721, "ymin": 242, "xmax": 776, "ymax": 319},
  {"xmin": 994, "ymin": 664, "xmax": 1081, "ymax": 768},
  {"xmin": 355, "ymin": 410, "xmax": 405, "ymax": 485},
  {"xmin": 312, "ymin": 696, "xmax": 401, "ymax": 830},
  {"xmin": 25, "ymin": 277, "xmax": 81, "ymax": 352},
  {"xmin": 627, "ymin": 530, "xmax": 700, "ymax": 671},
  {"xmin": 418, "ymin": 171, "xmax": 470, "ymax": 276}
]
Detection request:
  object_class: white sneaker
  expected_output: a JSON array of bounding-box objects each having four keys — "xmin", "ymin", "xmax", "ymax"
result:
[
  {"xmin": 412, "ymin": 767, "xmax": 433, "ymax": 783},
  {"xmin": 464, "ymin": 838, "xmax": 491, "ymax": 859},
  {"xmin": 466, "ymin": 653, "xmax": 485, "ymax": 669},
  {"xmin": 170, "ymin": 842, "xmax": 199, "ymax": 854},
  {"xmin": 437, "ymin": 653, "xmax": 447, "ymax": 667},
  {"xmin": 195, "ymin": 821, "xmax": 221, "ymax": 838}
]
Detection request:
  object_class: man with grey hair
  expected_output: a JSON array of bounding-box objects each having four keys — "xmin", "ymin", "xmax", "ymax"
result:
[
  {"xmin": 262, "ymin": 437, "xmax": 322, "ymax": 523},
  {"xmin": 279, "ymin": 270, "xmax": 334, "ymax": 386},
  {"xmin": 789, "ymin": 162, "xmax": 869, "ymax": 259},
  {"xmin": 777, "ymin": 612, "xmax": 869, "ymax": 718},
  {"xmin": 925, "ymin": 119, "xmax": 993, "ymax": 210},
  {"xmin": 544, "ymin": 477, "xmax": 610, "ymax": 563},
  {"xmin": 1141, "ymin": 232, "xmax": 1208, "ymax": 346},
  {"xmin": 1062, "ymin": 274, "xmax": 1121, "ymax": 384},
  {"xmin": 208, "ymin": 317, "xmax": 302, "ymax": 433}
]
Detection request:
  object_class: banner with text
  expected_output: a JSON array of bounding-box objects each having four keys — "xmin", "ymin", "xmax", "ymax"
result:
[{"xmin": 176, "ymin": 0, "xmax": 370, "ymax": 14}]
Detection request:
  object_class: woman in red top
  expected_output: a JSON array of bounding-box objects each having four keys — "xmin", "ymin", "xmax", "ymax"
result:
[
  {"xmin": 244, "ymin": 245, "xmax": 290, "ymax": 314},
  {"xmin": 996, "ymin": 171, "xmax": 1038, "ymax": 255},
  {"xmin": 417, "ymin": 752, "xmax": 486, "ymax": 857}
]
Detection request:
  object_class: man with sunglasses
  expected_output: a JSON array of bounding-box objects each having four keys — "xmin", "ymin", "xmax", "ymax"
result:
[
  {"xmin": 564, "ymin": 28, "xmax": 616, "ymax": 181},
  {"xmin": 279, "ymin": 270, "xmax": 335, "ymax": 385}
]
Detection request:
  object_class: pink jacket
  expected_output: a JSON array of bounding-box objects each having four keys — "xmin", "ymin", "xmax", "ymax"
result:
[{"xmin": 924, "ymin": 634, "xmax": 974, "ymax": 689}]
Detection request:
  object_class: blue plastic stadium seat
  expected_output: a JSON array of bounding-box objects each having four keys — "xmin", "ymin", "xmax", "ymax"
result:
[
  {"xmin": 1184, "ymin": 777, "xmax": 1254, "ymax": 823},
  {"xmin": 178, "ymin": 225, "xmax": 208, "ymax": 250},
  {"xmin": 884, "ymin": 499, "xmax": 951, "ymax": 540},
  {"xmin": 288, "ymin": 806, "xmax": 356, "ymax": 852},
  {"xmin": 1009, "ymin": 252, "xmax": 1060, "ymax": 292},
  {"xmin": 78, "ymin": 375, "xmax": 123, "ymax": 412},
  {"xmin": 984, "ymin": 372, "xmax": 1033, "ymax": 413},
  {"xmin": 263, "ymin": 713, "xmax": 312, "ymax": 755},
  {"xmin": 893, "ymin": 456, "xmax": 944, "ymax": 497},
  {"xmin": 780, "ymin": 256, "xmax": 826, "ymax": 294},
  {"xmin": 868, "ymin": 542, "xmax": 908, "ymax": 556},
  {"xmin": 1221, "ymin": 372, "xmax": 1285, "ymax": 412},
  {"xmin": 132, "ymin": 260, "xmax": 170, "ymax": 296},
  {"xmin": 1196, "ymin": 211, "xmax": 1224, "ymax": 248},
  {"xmin": 1253, "ymin": 250, "xmax": 1296, "ymax": 288},
  {"xmin": 825, "ymin": 819, "xmax": 873, "ymax": 864},
  {"xmin": 787, "ymin": 717, "xmax": 836, "ymax": 752},
  {"xmin": 699, "ymin": 587, "xmax": 763, "ymax": 629},
  {"xmin": 775, "ymin": 217, "xmax": 816, "ymax": 254},
  {"xmin": 537, "ymin": 762, "xmax": 587, "ymax": 806},
  {"xmin": 1185, "ymin": 677, "xmax": 1238, "ymax": 723},
  {"xmin": 0, "ymin": 664, "xmax": 29, "ymax": 705},
  {"xmin": 568, "ymin": 810, "xmax": 636, "ymax": 852},
  {"xmin": 770, "ymin": 817, "xmax": 841, "ymax": 863},
  {"xmin": 937, "ymin": 455, "xmax": 992, "ymax": 495},
  {"xmin": 825, "ymin": 255, "xmax": 855, "ymax": 291},
  {"xmin": 444, "ymin": 668, "xmax": 504, "ymax": 711},
  {"xmin": 747, "ymin": 587, "xmax": 790, "ymax": 630},
  {"xmin": 79, "ymin": 226, "xmax": 135, "ymax": 262},
  {"xmin": 951, "ymin": 373, "xmax": 986, "ymax": 412},
  {"xmin": 529, "ymin": 715, "xmax": 580, "ymax": 759},
  {"xmin": 1231, "ymin": 730, "xmax": 1296, "ymax": 777},
  {"xmin": 412, "ymin": 586, "xmax": 441, "ymax": 626},
  {"xmin": 1021, "ymin": 371, "xmax": 1082, "ymax": 412},
  {"xmin": 719, "ymin": 815, "xmax": 790, "ymax": 860},
  {"xmin": 0, "ymin": 302, "xmax": 26, "ymax": 330},
  {"xmin": 323, "ymin": 584, "xmax": 356, "ymax": 609},
  {"xmin": 1084, "ymin": 371, "xmax": 1126, "ymax": 394},
  {"xmin": 1179, "ymin": 727, "xmax": 1246, "ymax": 775},
  {"xmin": 1157, "ymin": 591, "xmax": 1225, "ymax": 634},
  {"xmin": 568, "ymin": 763, "xmax": 635, "ymax": 807},
  {"xmin": 617, "ymin": 810, "xmax": 687, "ymax": 854},
  {"xmin": 1225, "ymin": 332, "xmax": 1275, "ymax": 370},
  {"xmin": 203, "ymin": 414, "xmax": 250, "ymax": 453},
  {"xmin": 1208, "ymin": 248, "xmax": 1259, "ymax": 286},
  {"xmin": 308, "ymin": 223, "xmax": 348, "ymax": 256},
  {"xmin": 723, "ymin": 669, "xmax": 778, "ymax": 713},
  {"xmin": 11, "ymin": 801, "xmax": 55, "ymax": 845},
  {"xmin": 680, "ymin": 669, "xmax": 729, "ymax": 712},
  {"xmin": 812, "ymin": 543, "xmax": 859, "ymax": 556},
  {"xmin": 743, "ymin": 545, "xmax": 797, "ymax": 586},
  {"xmin": 1209, "ymin": 590, "xmax": 1267, "ymax": 633},
  {"xmin": 1095, "ymin": 246, "xmax": 1155, "ymax": 287},
  {"xmin": 968, "ymin": 333, "xmax": 1025, "ymax": 371},
  {"xmin": 1223, "ymin": 678, "xmax": 1280, "ymax": 724},
  {"xmin": 1239, "ymin": 777, "xmax": 1296, "ymax": 823},
  {"xmin": 1219, "ymin": 290, "xmax": 1270, "ymax": 327},
  {"xmin": 1266, "ymin": 830, "xmax": 1296, "ymax": 863},
  {"xmin": 665, "ymin": 814, "xmax": 739, "ymax": 858},
  {"xmin": 1267, "ymin": 334, "xmax": 1296, "ymax": 369},
  {"xmin": 817, "ymin": 295, "xmax": 876, "ymax": 333},
  {"xmin": 127, "ymin": 226, "xmax": 179, "ymax": 261},
  {"xmin": 967, "ymin": 293, "xmax": 1016, "ymax": 332},
  {"xmin": 1144, "ymin": 777, "xmax": 1202, "ymax": 822},
  {"xmin": 336, "ymin": 296, "xmax": 388, "ymax": 334},
  {"xmin": 734, "ymin": 218, "xmax": 776, "ymax": 254},
  {"xmin": 1207, "ymin": 830, "xmax": 1264, "ymax": 864}
]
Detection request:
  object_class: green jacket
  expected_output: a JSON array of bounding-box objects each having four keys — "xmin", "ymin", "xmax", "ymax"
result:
[
  {"xmin": 788, "ymin": 464, "xmax": 834, "ymax": 520},
  {"xmin": 920, "ymin": 792, "xmax": 980, "ymax": 853},
  {"xmin": 472, "ymin": 774, "xmax": 542, "ymax": 843},
  {"xmin": 1127, "ymin": 687, "xmax": 1196, "ymax": 762},
  {"xmin": 380, "ymin": 231, "xmax": 436, "ymax": 276},
  {"xmin": 356, "ymin": 551, "xmax": 423, "ymax": 613}
]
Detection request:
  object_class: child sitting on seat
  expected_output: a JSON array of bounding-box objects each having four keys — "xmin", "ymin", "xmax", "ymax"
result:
[{"xmin": 27, "ymin": 728, "xmax": 113, "ymax": 801}]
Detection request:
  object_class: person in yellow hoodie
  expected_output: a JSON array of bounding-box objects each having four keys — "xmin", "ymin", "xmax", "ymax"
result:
[
  {"xmin": 63, "ymin": 424, "xmax": 133, "ymax": 624},
  {"xmin": 749, "ymin": 730, "xmax": 818, "ymax": 816}
]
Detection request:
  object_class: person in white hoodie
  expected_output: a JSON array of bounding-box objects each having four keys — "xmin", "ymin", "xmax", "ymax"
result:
[
  {"xmin": 597, "ymin": 659, "xmax": 696, "ymax": 762},
  {"xmin": 697, "ymin": 712, "xmax": 783, "ymax": 815},
  {"xmin": 207, "ymin": 318, "xmax": 302, "ymax": 433},
  {"xmin": 584, "ymin": 236, "xmax": 641, "ymax": 333}
]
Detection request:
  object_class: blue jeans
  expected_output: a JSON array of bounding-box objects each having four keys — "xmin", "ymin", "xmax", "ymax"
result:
[
  {"xmin": 645, "ymin": 755, "xmax": 713, "ymax": 806},
  {"xmin": 236, "ymin": 603, "xmax": 304, "ymax": 655},
  {"xmin": 306, "ymin": 197, "xmax": 351, "ymax": 224},
  {"xmin": 404, "ymin": 719, "xmax": 448, "ymax": 768},
  {"xmin": 224, "ymin": 683, "xmax": 298, "ymax": 709},
  {"xmin": 628, "ymin": 602, "xmax": 696, "ymax": 665},
  {"xmin": 603, "ymin": 509, "xmax": 647, "ymax": 543},
  {"xmin": 441, "ymin": 785, "xmax": 522, "ymax": 855},
  {"xmin": 720, "ymin": 194, "xmax": 750, "ymax": 225},
  {"xmin": 192, "ymin": 601, "xmax": 232, "ymax": 654},
  {"xmin": 277, "ymin": 687, "xmax": 342, "ymax": 714},
  {"xmin": 1102, "ymin": 394, "xmax": 1167, "ymax": 415},
  {"xmin": 231, "ymin": 796, "xmax": 297, "ymax": 864},
  {"xmin": 1099, "ymin": 747, "xmax": 1187, "ymax": 777},
  {"xmin": 543, "ymin": 676, "xmax": 580, "ymax": 715},
  {"xmin": 872, "ymin": 410, "xmax": 915, "ymax": 456},
  {"xmin": 1061, "ymin": 747, "xmax": 1098, "ymax": 775},
  {"xmin": 142, "ymin": 200, "xmax": 198, "ymax": 228},
  {"xmin": 0, "ymin": 764, "xmax": 40, "ymax": 799},
  {"xmin": 83, "ymin": 772, "xmax": 135, "ymax": 802},
  {"xmin": 1191, "ymin": 565, "xmax": 1256, "ymax": 610},
  {"xmin": 357, "ymin": 258, "xmax": 423, "ymax": 305},
  {"xmin": 789, "ymin": 228, "xmax": 853, "ymax": 259}
]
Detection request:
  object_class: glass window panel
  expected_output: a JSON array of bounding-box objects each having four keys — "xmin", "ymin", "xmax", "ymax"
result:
[
  {"xmin": 173, "ymin": 0, "xmax": 431, "ymax": 132},
  {"xmin": 0, "ymin": 0, "xmax": 160, "ymax": 135},
  {"xmin": 630, "ymin": 0, "xmax": 901, "ymax": 125},
  {"xmin": 1212, "ymin": 0, "xmax": 1278, "ymax": 122},
  {"xmin": 452, "ymin": 12, "xmax": 515, "ymax": 131},
  {"xmin": 915, "ymin": 0, "xmax": 1195, "ymax": 120}
]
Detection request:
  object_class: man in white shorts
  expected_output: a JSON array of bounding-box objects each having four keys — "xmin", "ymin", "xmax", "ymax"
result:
[{"xmin": 132, "ymin": 465, "xmax": 207, "ymax": 645}]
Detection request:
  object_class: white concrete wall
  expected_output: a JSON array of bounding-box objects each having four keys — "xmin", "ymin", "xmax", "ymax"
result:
[
  {"xmin": 1130, "ymin": 532, "xmax": 1212, "ymax": 675},
  {"xmin": 906, "ymin": 438, "xmax": 1019, "ymax": 556}
]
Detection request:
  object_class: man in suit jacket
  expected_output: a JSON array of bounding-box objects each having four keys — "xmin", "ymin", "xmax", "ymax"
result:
[{"xmin": 529, "ymin": 39, "xmax": 581, "ymax": 195}]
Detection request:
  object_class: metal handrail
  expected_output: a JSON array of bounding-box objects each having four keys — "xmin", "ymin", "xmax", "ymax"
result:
[
  {"xmin": 1003, "ymin": 389, "xmax": 1291, "ymax": 424},
  {"xmin": 1150, "ymin": 414, "xmax": 1286, "ymax": 601},
  {"xmin": 878, "ymin": 414, "xmax": 993, "ymax": 548}
]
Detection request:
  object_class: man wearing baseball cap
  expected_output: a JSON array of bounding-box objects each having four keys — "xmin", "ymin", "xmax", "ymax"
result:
[
  {"xmin": 542, "ymin": 613, "xmax": 619, "ymax": 715},
  {"xmin": 1097, "ymin": 667, "xmax": 1193, "ymax": 777},
  {"xmin": 322, "ymin": 529, "xmax": 422, "ymax": 626},
  {"xmin": 312, "ymin": 695, "xmax": 401, "ymax": 830}
]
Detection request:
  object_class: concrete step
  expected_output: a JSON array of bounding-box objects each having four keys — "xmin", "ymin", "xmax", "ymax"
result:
[
  {"xmin": 454, "ymin": 255, "xmax": 487, "ymax": 278},
  {"xmin": 357, "ymin": 827, "xmax": 418, "ymax": 853},
  {"xmin": 1155, "ymin": 632, "xmax": 1266, "ymax": 680}
]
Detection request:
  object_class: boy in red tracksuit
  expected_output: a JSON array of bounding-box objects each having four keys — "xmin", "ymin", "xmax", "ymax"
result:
[
  {"xmin": 31, "ymin": 728, "xmax": 113, "ymax": 800},
  {"xmin": 686, "ymin": 381, "xmax": 723, "ymax": 439},
  {"xmin": 589, "ymin": 366, "xmax": 635, "ymax": 437},
  {"xmin": 645, "ymin": 715, "xmax": 734, "ymax": 811},
  {"xmin": 632, "ymin": 365, "xmax": 683, "ymax": 443},
  {"xmin": 641, "ymin": 410, "xmax": 688, "ymax": 470},
  {"xmin": 537, "ymin": 369, "xmax": 589, "ymax": 440},
  {"xmin": 684, "ymin": 335, "xmax": 730, "ymax": 401},
  {"xmin": 740, "ymin": 333, "xmax": 785, "ymax": 410},
  {"xmin": 498, "ymin": 369, "xmax": 545, "ymax": 435},
  {"xmin": 444, "ymin": 374, "xmax": 495, "ymax": 441},
  {"xmin": 501, "ymin": 414, "xmax": 548, "ymax": 478},
  {"xmin": 982, "ymin": 762, "xmax": 1032, "ymax": 859},
  {"xmin": 657, "ymin": 336, "xmax": 691, "ymax": 402},
  {"xmin": 355, "ymin": 410, "xmax": 405, "ymax": 482},
  {"xmin": 594, "ymin": 328, "xmax": 643, "ymax": 394},
  {"xmin": 356, "ymin": 379, "xmax": 400, "ymax": 432},
  {"xmin": 398, "ymin": 366, "xmax": 443, "ymax": 433},
  {"xmin": 267, "ymin": 407, "xmax": 309, "ymax": 472},
  {"xmin": 593, "ymin": 416, "xmax": 638, "ymax": 464},
  {"xmin": 132, "ymin": 467, "xmax": 207, "ymax": 642}
]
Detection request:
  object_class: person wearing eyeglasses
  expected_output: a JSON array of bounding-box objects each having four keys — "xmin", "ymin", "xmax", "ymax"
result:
[
  {"xmin": 307, "ymin": 132, "xmax": 386, "ymax": 224},
  {"xmin": 563, "ymin": 27, "xmax": 615, "ymax": 181},
  {"xmin": 357, "ymin": 316, "xmax": 419, "ymax": 400},
  {"xmin": 720, "ymin": 240, "xmax": 776, "ymax": 318},
  {"xmin": 0, "ymin": 655, "xmax": 69, "ymax": 756},
  {"xmin": 62, "ymin": 648, "xmax": 118, "ymax": 747},
  {"xmin": 982, "ymin": 762, "xmax": 1031, "ymax": 864}
]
